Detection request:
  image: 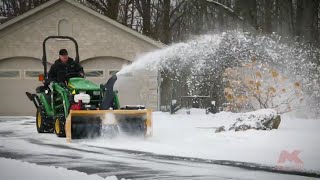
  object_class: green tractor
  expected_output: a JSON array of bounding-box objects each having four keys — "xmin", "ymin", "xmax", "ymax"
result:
[{"xmin": 26, "ymin": 36, "xmax": 152, "ymax": 142}]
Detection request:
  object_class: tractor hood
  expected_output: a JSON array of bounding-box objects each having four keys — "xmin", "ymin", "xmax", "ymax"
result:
[{"xmin": 68, "ymin": 78, "xmax": 100, "ymax": 91}]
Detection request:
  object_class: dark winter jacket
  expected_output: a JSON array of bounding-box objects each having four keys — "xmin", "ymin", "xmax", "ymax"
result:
[{"xmin": 48, "ymin": 57, "xmax": 84, "ymax": 83}]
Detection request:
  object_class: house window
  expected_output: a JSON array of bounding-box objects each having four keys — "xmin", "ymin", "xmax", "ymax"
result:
[
  {"xmin": 0, "ymin": 70, "xmax": 20, "ymax": 78},
  {"xmin": 109, "ymin": 70, "xmax": 119, "ymax": 76},
  {"xmin": 85, "ymin": 70, "xmax": 104, "ymax": 77},
  {"xmin": 25, "ymin": 70, "xmax": 43, "ymax": 78},
  {"xmin": 58, "ymin": 19, "xmax": 72, "ymax": 36}
]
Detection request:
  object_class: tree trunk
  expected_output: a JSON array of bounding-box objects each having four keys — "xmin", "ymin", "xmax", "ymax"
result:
[
  {"xmin": 264, "ymin": 0, "xmax": 272, "ymax": 33},
  {"xmin": 296, "ymin": 0, "xmax": 318, "ymax": 42},
  {"xmin": 277, "ymin": 0, "xmax": 293, "ymax": 36},
  {"xmin": 106, "ymin": 0, "xmax": 120, "ymax": 20},
  {"xmin": 160, "ymin": 0, "xmax": 171, "ymax": 44},
  {"xmin": 217, "ymin": 0, "xmax": 225, "ymax": 31},
  {"xmin": 235, "ymin": 0, "xmax": 258, "ymax": 30},
  {"xmin": 135, "ymin": 0, "xmax": 152, "ymax": 36},
  {"xmin": 295, "ymin": 0, "xmax": 303, "ymax": 37}
]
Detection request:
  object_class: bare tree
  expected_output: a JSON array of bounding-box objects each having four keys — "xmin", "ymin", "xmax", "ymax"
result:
[
  {"xmin": 1, "ymin": 0, "xmax": 320, "ymax": 44},
  {"xmin": 0, "ymin": 0, "xmax": 49, "ymax": 18}
]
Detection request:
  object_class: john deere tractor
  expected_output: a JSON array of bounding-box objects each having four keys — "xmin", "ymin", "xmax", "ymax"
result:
[{"xmin": 26, "ymin": 36, "xmax": 152, "ymax": 142}]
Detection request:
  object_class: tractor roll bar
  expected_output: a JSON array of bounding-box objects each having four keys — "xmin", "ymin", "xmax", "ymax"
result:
[{"xmin": 42, "ymin": 36, "xmax": 80, "ymax": 79}]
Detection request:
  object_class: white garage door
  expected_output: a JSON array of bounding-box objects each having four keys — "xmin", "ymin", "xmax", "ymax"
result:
[{"xmin": 0, "ymin": 57, "xmax": 47, "ymax": 115}]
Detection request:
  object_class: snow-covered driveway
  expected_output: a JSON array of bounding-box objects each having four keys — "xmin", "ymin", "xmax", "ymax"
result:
[{"xmin": 0, "ymin": 110, "xmax": 319, "ymax": 179}]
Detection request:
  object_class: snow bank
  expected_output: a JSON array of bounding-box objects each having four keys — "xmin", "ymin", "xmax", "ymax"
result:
[{"xmin": 0, "ymin": 158, "xmax": 120, "ymax": 180}]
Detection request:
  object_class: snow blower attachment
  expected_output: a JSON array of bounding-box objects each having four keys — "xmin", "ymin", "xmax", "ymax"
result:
[
  {"xmin": 66, "ymin": 109, "xmax": 152, "ymax": 142},
  {"xmin": 25, "ymin": 36, "xmax": 153, "ymax": 142}
]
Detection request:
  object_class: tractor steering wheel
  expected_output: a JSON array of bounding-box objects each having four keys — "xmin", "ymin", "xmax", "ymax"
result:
[{"xmin": 67, "ymin": 72, "xmax": 84, "ymax": 79}]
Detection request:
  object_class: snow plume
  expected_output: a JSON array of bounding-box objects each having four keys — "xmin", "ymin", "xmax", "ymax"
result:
[
  {"xmin": 118, "ymin": 30, "xmax": 320, "ymax": 117},
  {"xmin": 118, "ymin": 34, "xmax": 223, "ymax": 75}
]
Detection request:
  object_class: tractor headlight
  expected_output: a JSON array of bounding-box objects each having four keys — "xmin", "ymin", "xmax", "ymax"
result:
[
  {"xmin": 93, "ymin": 91, "xmax": 100, "ymax": 96},
  {"xmin": 74, "ymin": 93, "xmax": 91, "ymax": 104}
]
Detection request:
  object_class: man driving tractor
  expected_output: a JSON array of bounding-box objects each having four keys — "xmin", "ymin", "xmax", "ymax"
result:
[
  {"xmin": 25, "ymin": 36, "xmax": 152, "ymax": 140},
  {"xmin": 48, "ymin": 49, "xmax": 84, "ymax": 83}
]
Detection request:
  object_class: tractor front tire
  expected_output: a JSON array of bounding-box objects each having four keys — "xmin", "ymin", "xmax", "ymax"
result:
[
  {"xmin": 36, "ymin": 107, "xmax": 54, "ymax": 133},
  {"xmin": 54, "ymin": 116, "xmax": 66, "ymax": 137}
]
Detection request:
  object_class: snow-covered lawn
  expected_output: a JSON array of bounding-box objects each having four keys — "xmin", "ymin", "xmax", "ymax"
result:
[
  {"xmin": 0, "ymin": 158, "xmax": 121, "ymax": 180},
  {"xmin": 82, "ymin": 109, "xmax": 320, "ymax": 172}
]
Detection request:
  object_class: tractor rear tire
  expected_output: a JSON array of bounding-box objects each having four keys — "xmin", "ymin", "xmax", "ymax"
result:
[
  {"xmin": 36, "ymin": 107, "xmax": 54, "ymax": 133},
  {"xmin": 54, "ymin": 116, "xmax": 66, "ymax": 137}
]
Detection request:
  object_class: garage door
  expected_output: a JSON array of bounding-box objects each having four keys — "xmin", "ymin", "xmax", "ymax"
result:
[{"xmin": 0, "ymin": 57, "xmax": 48, "ymax": 116}]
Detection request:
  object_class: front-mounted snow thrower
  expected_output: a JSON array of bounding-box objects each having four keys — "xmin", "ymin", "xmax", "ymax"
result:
[{"xmin": 25, "ymin": 36, "xmax": 152, "ymax": 142}]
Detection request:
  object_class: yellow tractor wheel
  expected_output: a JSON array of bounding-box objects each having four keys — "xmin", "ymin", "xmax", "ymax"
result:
[
  {"xmin": 36, "ymin": 107, "xmax": 53, "ymax": 133},
  {"xmin": 54, "ymin": 116, "xmax": 66, "ymax": 137}
]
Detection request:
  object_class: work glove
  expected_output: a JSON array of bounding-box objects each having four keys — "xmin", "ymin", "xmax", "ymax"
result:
[{"xmin": 43, "ymin": 79, "xmax": 51, "ymax": 87}]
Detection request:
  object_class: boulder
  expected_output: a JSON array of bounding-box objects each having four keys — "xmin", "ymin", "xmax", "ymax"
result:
[{"xmin": 229, "ymin": 109, "xmax": 281, "ymax": 131}]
